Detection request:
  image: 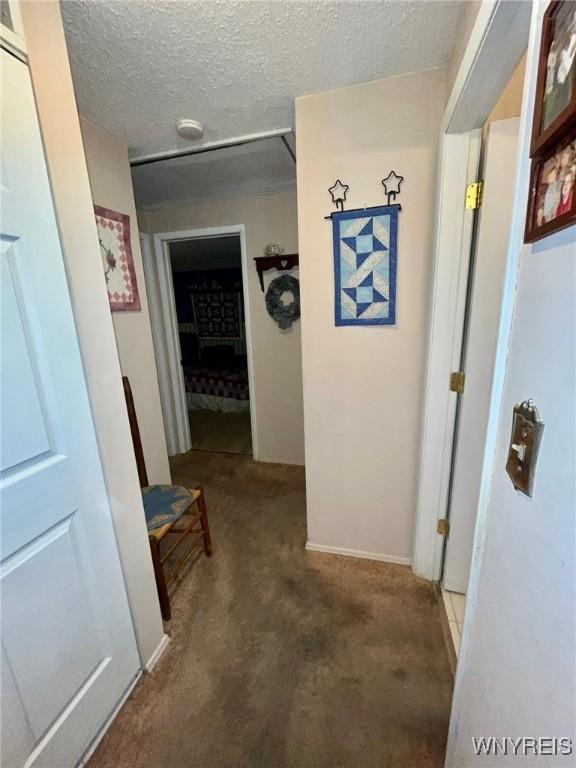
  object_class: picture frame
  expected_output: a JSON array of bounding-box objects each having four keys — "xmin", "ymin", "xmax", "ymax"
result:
[
  {"xmin": 531, "ymin": 0, "xmax": 576, "ymax": 157},
  {"xmin": 94, "ymin": 205, "xmax": 141, "ymax": 312},
  {"xmin": 525, "ymin": 127, "xmax": 576, "ymax": 243}
]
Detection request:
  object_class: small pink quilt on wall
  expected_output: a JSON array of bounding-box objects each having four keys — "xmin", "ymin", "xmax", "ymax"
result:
[{"xmin": 94, "ymin": 205, "xmax": 141, "ymax": 312}]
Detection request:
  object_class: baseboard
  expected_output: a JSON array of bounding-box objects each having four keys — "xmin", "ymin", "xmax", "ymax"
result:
[
  {"xmin": 255, "ymin": 455, "xmax": 305, "ymax": 467},
  {"xmin": 305, "ymin": 541, "xmax": 411, "ymax": 566},
  {"xmin": 434, "ymin": 584, "xmax": 457, "ymax": 675},
  {"xmin": 145, "ymin": 632, "xmax": 170, "ymax": 673}
]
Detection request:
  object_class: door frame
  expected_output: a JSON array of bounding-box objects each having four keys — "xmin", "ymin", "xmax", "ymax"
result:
[
  {"xmin": 142, "ymin": 224, "xmax": 259, "ymax": 459},
  {"xmin": 0, "ymin": 0, "xmax": 27, "ymax": 62},
  {"xmin": 446, "ymin": 4, "xmax": 547, "ymax": 765},
  {"xmin": 412, "ymin": 0, "xmax": 532, "ymax": 582}
]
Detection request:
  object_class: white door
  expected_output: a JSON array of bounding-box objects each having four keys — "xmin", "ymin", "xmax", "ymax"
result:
[
  {"xmin": 443, "ymin": 118, "xmax": 520, "ymax": 593},
  {"xmin": 1, "ymin": 49, "xmax": 139, "ymax": 767}
]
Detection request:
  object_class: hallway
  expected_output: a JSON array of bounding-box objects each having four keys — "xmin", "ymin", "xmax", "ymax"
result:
[{"xmin": 89, "ymin": 452, "xmax": 453, "ymax": 768}]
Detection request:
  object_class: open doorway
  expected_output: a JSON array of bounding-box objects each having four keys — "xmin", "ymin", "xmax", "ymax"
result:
[
  {"xmin": 142, "ymin": 223, "xmax": 258, "ymax": 460},
  {"xmin": 439, "ymin": 55, "xmax": 527, "ymax": 657},
  {"xmin": 169, "ymin": 234, "xmax": 252, "ymax": 456},
  {"xmin": 411, "ymin": 2, "xmax": 532, "ymax": 672},
  {"xmin": 440, "ymin": 115, "xmax": 521, "ymax": 652}
]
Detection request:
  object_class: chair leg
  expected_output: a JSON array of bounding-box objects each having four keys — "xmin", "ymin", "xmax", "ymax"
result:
[
  {"xmin": 195, "ymin": 486, "xmax": 213, "ymax": 557},
  {"xmin": 149, "ymin": 535, "xmax": 171, "ymax": 621}
]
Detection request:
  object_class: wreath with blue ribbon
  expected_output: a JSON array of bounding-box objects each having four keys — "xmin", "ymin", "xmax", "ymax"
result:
[{"xmin": 265, "ymin": 274, "xmax": 300, "ymax": 330}]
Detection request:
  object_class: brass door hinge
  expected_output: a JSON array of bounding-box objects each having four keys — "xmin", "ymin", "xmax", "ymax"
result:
[
  {"xmin": 450, "ymin": 371, "xmax": 465, "ymax": 394},
  {"xmin": 466, "ymin": 181, "xmax": 484, "ymax": 209},
  {"xmin": 437, "ymin": 518, "xmax": 450, "ymax": 536}
]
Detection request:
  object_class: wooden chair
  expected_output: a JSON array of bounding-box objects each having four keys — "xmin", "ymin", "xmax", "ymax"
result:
[{"xmin": 123, "ymin": 376, "xmax": 212, "ymax": 621}]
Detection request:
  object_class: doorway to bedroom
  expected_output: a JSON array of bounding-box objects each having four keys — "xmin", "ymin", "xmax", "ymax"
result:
[{"xmin": 169, "ymin": 234, "xmax": 252, "ymax": 456}]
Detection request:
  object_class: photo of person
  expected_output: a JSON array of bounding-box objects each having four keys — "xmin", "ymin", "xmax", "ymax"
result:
[
  {"xmin": 532, "ymin": 136, "xmax": 576, "ymax": 228},
  {"xmin": 541, "ymin": 1, "xmax": 576, "ymax": 132}
]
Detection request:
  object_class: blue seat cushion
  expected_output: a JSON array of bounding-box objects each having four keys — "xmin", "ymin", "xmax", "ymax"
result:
[{"xmin": 142, "ymin": 484, "xmax": 193, "ymax": 531}]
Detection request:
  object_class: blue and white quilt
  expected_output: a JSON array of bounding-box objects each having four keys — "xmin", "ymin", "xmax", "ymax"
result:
[{"xmin": 332, "ymin": 206, "xmax": 397, "ymax": 326}]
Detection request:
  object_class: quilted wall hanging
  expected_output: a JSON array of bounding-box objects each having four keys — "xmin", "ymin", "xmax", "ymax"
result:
[
  {"xmin": 191, "ymin": 289, "xmax": 242, "ymax": 339},
  {"xmin": 332, "ymin": 206, "xmax": 397, "ymax": 326},
  {"xmin": 94, "ymin": 205, "xmax": 140, "ymax": 312},
  {"xmin": 327, "ymin": 174, "xmax": 403, "ymax": 326}
]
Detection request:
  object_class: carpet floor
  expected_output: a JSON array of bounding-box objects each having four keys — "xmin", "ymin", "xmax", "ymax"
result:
[
  {"xmin": 189, "ymin": 409, "xmax": 252, "ymax": 455},
  {"xmin": 89, "ymin": 452, "xmax": 453, "ymax": 768}
]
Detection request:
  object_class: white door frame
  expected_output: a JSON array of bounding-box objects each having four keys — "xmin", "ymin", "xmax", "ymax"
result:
[
  {"xmin": 142, "ymin": 224, "xmax": 259, "ymax": 459},
  {"xmin": 447, "ymin": 4, "xmax": 546, "ymax": 765},
  {"xmin": 0, "ymin": 0, "xmax": 27, "ymax": 62},
  {"xmin": 412, "ymin": 0, "xmax": 532, "ymax": 581}
]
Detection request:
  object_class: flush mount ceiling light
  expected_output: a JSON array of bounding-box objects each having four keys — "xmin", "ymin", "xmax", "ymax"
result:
[{"xmin": 176, "ymin": 119, "xmax": 204, "ymax": 141}]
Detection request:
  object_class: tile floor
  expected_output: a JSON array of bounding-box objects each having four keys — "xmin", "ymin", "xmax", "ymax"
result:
[{"xmin": 442, "ymin": 589, "xmax": 466, "ymax": 657}]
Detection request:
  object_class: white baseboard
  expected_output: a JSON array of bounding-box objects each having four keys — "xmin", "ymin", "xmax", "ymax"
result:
[
  {"xmin": 255, "ymin": 454, "xmax": 305, "ymax": 467},
  {"xmin": 145, "ymin": 632, "xmax": 170, "ymax": 673},
  {"xmin": 305, "ymin": 541, "xmax": 411, "ymax": 566}
]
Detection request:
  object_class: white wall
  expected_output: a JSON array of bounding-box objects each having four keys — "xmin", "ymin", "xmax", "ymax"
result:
[
  {"xmin": 139, "ymin": 188, "xmax": 305, "ymax": 466},
  {"xmin": 296, "ymin": 68, "xmax": 446, "ymax": 562},
  {"xmin": 80, "ymin": 118, "xmax": 171, "ymax": 485},
  {"xmin": 448, "ymin": 1, "xmax": 576, "ymax": 762},
  {"xmin": 20, "ymin": 0, "xmax": 165, "ymax": 668}
]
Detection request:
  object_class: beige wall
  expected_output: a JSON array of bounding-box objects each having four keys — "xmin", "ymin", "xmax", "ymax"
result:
[
  {"xmin": 296, "ymin": 68, "xmax": 446, "ymax": 561},
  {"xmin": 80, "ymin": 118, "xmax": 170, "ymax": 485},
  {"xmin": 485, "ymin": 53, "xmax": 526, "ymax": 128},
  {"xmin": 20, "ymin": 0, "xmax": 165, "ymax": 666},
  {"xmin": 139, "ymin": 188, "xmax": 304, "ymax": 466}
]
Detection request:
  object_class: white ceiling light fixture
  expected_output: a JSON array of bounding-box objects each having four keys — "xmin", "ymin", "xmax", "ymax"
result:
[{"xmin": 176, "ymin": 119, "xmax": 204, "ymax": 141}]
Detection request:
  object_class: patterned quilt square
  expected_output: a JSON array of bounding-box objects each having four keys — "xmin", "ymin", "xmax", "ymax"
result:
[
  {"xmin": 332, "ymin": 205, "xmax": 397, "ymax": 326},
  {"xmin": 191, "ymin": 290, "xmax": 242, "ymax": 338}
]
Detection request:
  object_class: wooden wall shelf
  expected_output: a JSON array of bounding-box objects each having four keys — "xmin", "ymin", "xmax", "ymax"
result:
[{"xmin": 254, "ymin": 254, "xmax": 299, "ymax": 292}]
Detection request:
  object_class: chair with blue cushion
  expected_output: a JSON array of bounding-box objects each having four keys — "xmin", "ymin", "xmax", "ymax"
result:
[{"xmin": 123, "ymin": 377, "xmax": 212, "ymax": 621}]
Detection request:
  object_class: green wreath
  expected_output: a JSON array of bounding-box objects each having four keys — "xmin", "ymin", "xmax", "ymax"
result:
[{"xmin": 265, "ymin": 274, "xmax": 300, "ymax": 330}]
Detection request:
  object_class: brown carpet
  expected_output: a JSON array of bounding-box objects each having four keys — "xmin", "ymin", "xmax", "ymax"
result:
[
  {"xmin": 89, "ymin": 452, "xmax": 453, "ymax": 768},
  {"xmin": 189, "ymin": 409, "xmax": 252, "ymax": 455}
]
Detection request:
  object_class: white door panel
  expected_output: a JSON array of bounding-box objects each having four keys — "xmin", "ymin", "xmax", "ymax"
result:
[
  {"xmin": 444, "ymin": 118, "xmax": 520, "ymax": 593},
  {"xmin": 2, "ymin": 521, "xmax": 103, "ymax": 736},
  {"xmin": 1, "ymin": 48, "xmax": 139, "ymax": 767},
  {"xmin": 1, "ymin": 645, "xmax": 34, "ymax": 768},
  {"xmin": 0, "ymin": 248, "xmax": 50, "ymax": 469}
]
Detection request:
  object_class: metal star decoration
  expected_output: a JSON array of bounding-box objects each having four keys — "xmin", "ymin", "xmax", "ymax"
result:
[
  {"xmin": 328, "ymin": 179, "xmax": 349, "ymax": 211},
  {"xmin": 381, "ymin": 171, "xmax": 404, "ymax": 205}
]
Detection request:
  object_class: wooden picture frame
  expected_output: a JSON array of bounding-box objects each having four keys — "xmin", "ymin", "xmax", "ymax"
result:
[
  {"xmin": 531, "ymin": 0, "xmax": 576, "ymax": 157},
  {"xmin": 525, "ymin": 127, "xmax": 576, "ymax": 242}
]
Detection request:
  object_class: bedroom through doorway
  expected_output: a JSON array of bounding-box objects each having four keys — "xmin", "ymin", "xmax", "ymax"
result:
[{"xmin": 169, "ymin": 234, "xmax": 252, "ymax": 456}]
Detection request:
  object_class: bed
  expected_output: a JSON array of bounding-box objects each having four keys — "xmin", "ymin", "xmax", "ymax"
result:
[{"xmin": 183, "ymin": 365, "xmax": 250, "ymax": 413}]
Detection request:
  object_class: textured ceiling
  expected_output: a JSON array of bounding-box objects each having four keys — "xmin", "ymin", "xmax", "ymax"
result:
[{"xmin": 63, "ymin": 0, "xmax": 461, "ymax": 160}]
